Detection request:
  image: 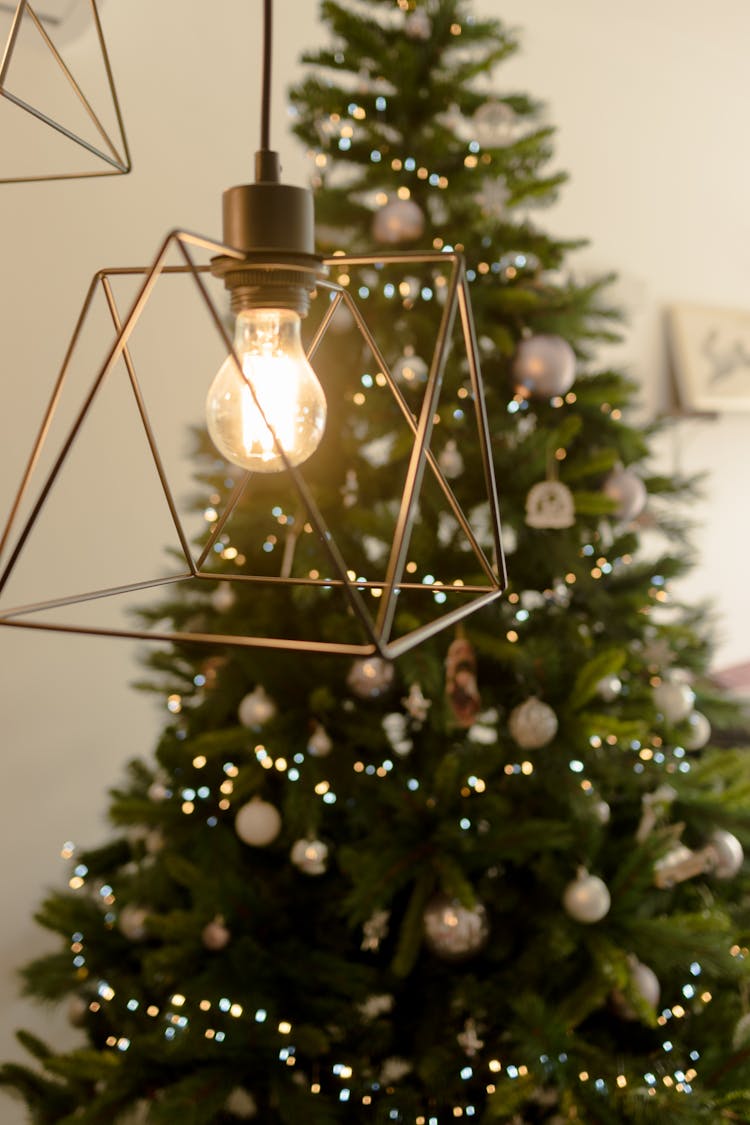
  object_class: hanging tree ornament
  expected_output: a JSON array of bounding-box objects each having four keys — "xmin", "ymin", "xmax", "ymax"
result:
[
  {"xmin": 361, "ymin": 908, "xmax": 390, "ymax": 952},
  {"xmin": 683, "ymin": 710, "xmax": 711, "ymax": 750},
  {"xmin": 636, "ymin": 784, "xmax": 678, "ymax": 843},
  {"xmin": 472, "ymin": 99, "xmax": 517, "ymax": 147},
  {"xmin": 347, "ymin": 656, "xmax": 394, "ymax": 699},
  {"xmin": 706, "ymin": 829, "xmax": 744, "ymax": 879},
  {"xmin": 512, "ymin": 334, "xmax": 577, "ymax": 398},
  {"xmin": 602, "ymin": 463, "xmax": 648, "ymax": 522},
  {"xmin": 562, "ymin": 868, "xmax": 611, "ymax": 923},
  {"xmin": 382, "ymin": 711, "xmax": 413, "ymax": 756},
  {"xmin": 290, "ymin": 837, "xmax": 329, "ymax": 875},
  {"xmin": 372, "ymin": 195, "xmax": 426, "ymax": 244},
  {"xmin": 438, "ymin": 439, "xmax": 464, "ymax": 480},
  {"xmin": 392, "ymin": 349, "xmax": 429, "ymax": 385},
  {"xmin": 612, "ymin": 955, "xmax": 660, "ymax": 1020},
  {"xmin": 307, "ymin": 722, "xmax": 333, "ymax": 757},
  {"xmin": 508, "ymin": 696, "xmax": 558, "ymax": 750},
  {"xmin": 404, "ymin": 7, "xmax": 431, "ymax": 39},
  {"xmin": 596, "ymin": 673, "xmax": 623, "ymax": 702},
  {"xmin": 423, "ymin": 893, "xmax": 489, "ymax": 960},
  {"xmin": 445, "ymin": 634, "xmax": 481, "ymax": 728},
  {"xmin": 224, "ymin": 1088, "xmax": 258, "ymax": 1119},
  {"xmin": 118, "ymin": 904, "xmax": 150, "ymax": 941},
  {"xmin": 202, "ymin": 915, "xmax": 232, "ymax": 951},
  {"xmin": 234, "ymin": 797, "xmax": 282, "ymax": 847},
  {"xmin": 525, "ymin": 447, "xmax": 575, "ymax": 529},
  {"xmin": 403, "ymin": 681, "xmax": 432, "ymax": 722},
  {"xmin": 238, "ymin": 686, "xmax": 277, "ymax": 727},
  {"xmin": 653, "ymin": 675, "xmax": 695, "ymax": 724}
]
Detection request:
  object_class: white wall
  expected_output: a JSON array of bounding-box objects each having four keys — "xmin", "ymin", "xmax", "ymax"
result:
[{"xmin": 0, "ymin": 2, "xmax": 748, "ymax": 1118}]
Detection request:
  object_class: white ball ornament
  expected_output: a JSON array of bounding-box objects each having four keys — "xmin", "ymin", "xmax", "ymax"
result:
[
  {"xmin": 438, "ymin": 439, "xmax": 464, "ymax": 480},
  {"xmin": 472, "ymin": 100, "xmax": 517, "ymax": 147},
  {"xmin": 404, "ymin": 8, "xmax": 431, "ymax": 39},
  {"xmin": 733, "ymin": 1012, "xmax": 750, "ymax": 1050},
  {"xmin": 202, "ymin": 916, "xmax": 231, "ymax": 951},
  {"xmin": 118, "ymin": 904, "xmax": 149, "ymax": 941},
  {"xmin": 707, "ymin": 829, "xmax": 744, "ymax": 879},
  {"xmin": 290, "ymin": 837, "xmax": 329, "ymax": 876},
  {"xmin": 631, "ymin": 958, "xmax": 661, "ymax": 1009},
  {"xmin": 392, "ymin": 351, "xmax": 428, "ymax": 385},
  {"xmin": 147, "ymin": 777, "xmax": 170, "ymax": 802},
  {"xmin": 347, "ymin": 656, "xmax": 394, "ymax": 699},
  {"xmin": 653, "ymin": 678, "xmax": 695, "ymax": 724},
  {"xmin": 307, "ymin": 724, "xmax": 333, "ymax": 757},
  {"xmin": 596, "ymin": 674, "xmax": 623, "ymax": 702},
  {"xmin": 372, "ymin": 197, "xmax": 425, "ymax": 244},
  {"xmin": 224, "ymin": 1087, "xmax": 257, "ymax": 1118},
  {"xmin": 562, "ymin": 868, "xmax": 611, "ymax": 924},
  {"xmin": 235, "ymin": 798, "xmax": 282, "ymax": 847},
  {"xmin": 211, "ymin": 582, "xmax": 236, "ymax": 613},
  {"xmin": 238, "ymin": 686, "xmax": 277, "ymax": 727},
  {"xmin": 593, "ymin": 799, "xmax": 611, "ymax": 826},
  {"xmin": 423, "ymin": 893, "xmax": 489, "ymax": 960},
  {"xmin": 684, "ymin": 710, "xmax": 711, "ymax": 750},
  {"xmin": 508, "ymin": 696, "xmax": 558, "ymax": 750},
  {"xmin": 512, "ymin": 334, "xmax": 576, "ymax": 398},
  {"xmin": 602, "ymin": 464, "xmax": 648, "ymax": 522}
]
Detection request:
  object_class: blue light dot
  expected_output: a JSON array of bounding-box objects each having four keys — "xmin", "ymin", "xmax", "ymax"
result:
[
  {"xmin": 452, "ymin": 409, "xmax": 465, "ymax": 420},
  {"xmin": 421, "ymin": 287, "xmax": 433, "ymax": 300},
  {"xmin": 654, "ymin": 751, "xmax": 665, "ymax": 764},
  {"xmin": 422, "ymin": 574, "xmax": 435, "ymax": 585},
  {"xmin": 674, "ymin": 746, "xmax": 685, "ymax": 758},
  {"xmin": 466, "ymin": 269, "xmax": 477, "ymax": 281},
  {"xmin": 679, "ymin": 761, "xmax": 691, "ymax": 772},
  {"xmin": 194, "ymin": 674, "xmax": 206, "ymax": 687},
  {"xmin": 516, "ymin": 609, "xmax": 530, "ymax": 622},
  {"xmin": 404, "ymin": 157, "xmax": 416, "ymax": 171},
  {"xmin": 323, "ymin": 792, "xmax": 337, "ymax": 804},
  {"xmin": 407, "ymin": 779, "xmax": 419, "ymax": 791},
  {"xmin": 358, "ymin": 286, "xmax": 370, "ymax": 298},
  {"xmin": 634, "ymin": 763, "xmax": 645, "ymax": 773},
  {"xmin": 338, "ymin": 138, "xmax": 351, "ymax": 151},
  {"xmin": 197, "ymin": 786, "xmax": 210, "ymax": 799},
  {"xmin": 99, "ymin": 885, "xmax": 112, "ymax": 897},
  {"xmin": 507, "ymin": 1065, "xmax": 518, "ymax": 1079},
  {"xmin": 644, "ymin": 1073, "xmax": 656, "ymax": 1085},
  {"xmin": 690, "ymin": 962, "xmax": 702, "ymax": 976},
  {"xmin": 365, "ymin": 765, "xmax": 376, "ymax": 775},
  {"xmin": 215, "ymin": 1031, "xmax": 226, "ymax": 1042},
  {"xmin": 288, "ymin": 768, "xmax": 300, "ymax": 781},
  {"xmin": 219, "ymin": 998, "xmax": 231, "ymax": 1012},
  {"xmin": 690, "ymin": 1050, "xmax": 700, "ymax": 1061},
  {"xmin": 272, "ymin": 506, "xmax": 282, "ymax": 517},
  {"xmin": 263, "ymin": 542, "xmax": 274, "ymax": 553},
  {"xmin": 434, "ymin": 591, "xmax": 447, "ymax": 604},
  {"xmin": 255, "ymin": 1009, "xmax": 267, "ymax": 1022},
  {"xmin": 460, "ymin": 1066, "xmax": 473, "ymax": 1079},
  {"xmin": 507, "ymin": 399, "xmax": 520, "ymax": 414},
  {"xmin": 73, "ymin": 955, "xmax": 85, "ymax": 967},
  {"xmin": 340, "ymin": 1089, "xmax": 351, "ymax": 1102},
  {"xmin": 460, "ymin": 818, "xmax": 471, "ymax": 830},
  {"xmin": 74, "ymin": 864, "xmax": 88, "ymax": 877},
  {"xmin": 370, "ymin": 150, "xmax": 381, "ymax": 163},
  {"xmin": 594, "ymin": 1079, "xmax": 606, "ymax": 1092},
  {"xmin": 181, "ymin": 789, "xmax": 196, "ymax": 801},
  {"xmin": 361, "ymin": 373, "xmax": 373, "ymax": 387},
  {"xmin": 569, "ymin": 760, "xmax": 584, "ymax": 773},
  {"xmin": 468, "ymin": 141, "xmax": 480, "ymax": 153},
  {"xmin": 663, "ymin": 1040, "xmax": 673, "ymax": 1052},
  {"xmin": 582, "ymin": 544, "xmax": 595, "ymax": 556},
  {"xmin": 127, "ymin": 999, "xmax": 139, "ymax": 1011},
  {"xmin": 207, "ymin": 816, "xmax": 218, "ymax": 827},
  {"xmin": 165, "ymin": 1027, "xmax": 176, "ymax": 1040},
  {"xmin": 375, "ymin": 96, "xmax": 387, "ymax": 111},
  {"xmin": 682, "ymin": 984, "xmax": 695, "ymax": 998}
]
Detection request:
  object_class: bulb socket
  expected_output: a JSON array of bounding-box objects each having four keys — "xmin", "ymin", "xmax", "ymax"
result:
[{"xmin": 211, "ymin": 157, "xmax": 325, "ymax": 317}]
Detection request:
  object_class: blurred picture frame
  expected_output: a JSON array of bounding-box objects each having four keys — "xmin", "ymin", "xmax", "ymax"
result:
[{"xmin": 667, "ymin": 302, "xmax": 750, "ymax": 413}]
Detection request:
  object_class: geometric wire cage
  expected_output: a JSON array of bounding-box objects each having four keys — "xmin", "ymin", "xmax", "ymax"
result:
[
  {"xmin": 0, "ymin": 0, "xmax": 130, "ymax": 182},
  {"xmin": 0, "ymin": 231, "xmax": 506, "ymax": 658}
]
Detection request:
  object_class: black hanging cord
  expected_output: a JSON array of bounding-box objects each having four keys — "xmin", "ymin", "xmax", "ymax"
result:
[{"xmin": 260, "ymin": 0, "xmax": 273, "ymax": 152}]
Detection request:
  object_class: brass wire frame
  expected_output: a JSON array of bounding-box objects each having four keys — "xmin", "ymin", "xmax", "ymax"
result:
[
  {"xmin": 0, "ymin": 230, "xmax": 506, "ymax": 657},
  {"xmin": 0, "ymin": 0, "xmax": 130, "ymax": 182}
]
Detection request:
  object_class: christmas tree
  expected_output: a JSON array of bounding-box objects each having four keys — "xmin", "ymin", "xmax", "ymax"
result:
[{"xmin": 3, "ymin": 0, "xmax": 750, "ymax": 1122}]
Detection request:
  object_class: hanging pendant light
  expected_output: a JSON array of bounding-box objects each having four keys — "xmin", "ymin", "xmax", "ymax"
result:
[
  {"xmin": 0, "ymin": 0, "xmax": 505, "ymax": 658},
  {"xmin": 0, "ymin": 0, "xmax": 130, "ymax": 182}
]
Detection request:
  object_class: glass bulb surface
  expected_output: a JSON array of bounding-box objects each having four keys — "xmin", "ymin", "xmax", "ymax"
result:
[{"xmin": 206, "ymin": 308, "xmax": 326, "ymax": 473}]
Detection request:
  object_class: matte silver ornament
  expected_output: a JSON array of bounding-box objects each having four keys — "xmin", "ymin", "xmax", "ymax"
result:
[
  {"xmin": 235, "ymin": 798, "xmax": 282, "ymax": 847},
  {"xmin": 562, "ymin": 868, "xmax": 610, "ymax": 923},
  {"xmin": 602, "ymin": 464, "xmax": 647, "ymax": 522},
  {"xmin": 653, "ymin": 678, "xmax": 695, "ymax": 724},
  {"xmin": 423, "ymin": 893, "xmax": 489, "ymax": 960},
  {"xmin": 512, "ymin": 334, "xmax": 576, "ymax": 398},
  {"xmin": 290, "ymin": 837, "xmax": 329, "ymax": 875},
  {"xmin": 508, "ymin": 696, "xmax": 558, "ymax": 749},
  {"xmin": 118, "ymin": 904, "xmax": 149, "ymax": 941},
  {"xmin": 202, "ymin": 916, "xmax": 231, "ymax": 951},
  {"xmin": 347, "ymin": 656, "xmax": 394, "ymax": 698},
  {"xmin": 684, "ymin": 710, "xmax": 711, "ymax": 750},
  {"xmin": 372, "ymin": 197, "xmax": 425, "ymax": 244},
  {"xmin": 707, "ymin": 829, "xmax": 744, "ymax": 879},
  {"xmin": 238, "ymin": 686, "xmax": 277, "ymax": 727}
]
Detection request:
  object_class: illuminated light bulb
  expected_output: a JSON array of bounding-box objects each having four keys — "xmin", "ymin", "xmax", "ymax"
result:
[{"xmin": 206, "ymin": 307, "xmax": 326, "ymax": 473}]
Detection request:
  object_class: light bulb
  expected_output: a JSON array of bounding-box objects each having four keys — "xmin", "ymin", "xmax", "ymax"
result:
[{"xmin": 206, "ymin": 307, "xmax": 326, "ymax": 473}]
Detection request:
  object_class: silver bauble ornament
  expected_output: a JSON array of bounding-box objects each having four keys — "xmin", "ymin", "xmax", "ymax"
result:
[
  {"xmin": 472, "ymin": 100, "xmax": 516, "ymax": 147},
  {"xmin": 508, "ymin": 696, "xmax": 558, "ymax": 750},
  {"xmin": 235, "ymin": 798, "xmax": 282, "ymax": 847},
  {"xmin": 347, "ymin": 656, "xmax": 394, "ymax": 699},
  {"xmin": 238, "ymin": 686, "xmax": 277, "ymax": 727},
  {"xmin": 512, "ymin": 334, "xmax": 576, "ymax": 398},
  {"xmin": 562, "ymin": 868, "xmax": 611, "ymax": 923},
  {"xmin": 684, "ymin": 710, "xmax": 711, "ymax": 750},
  {"xmin": 392, "ymin": 351, "xmax": 428, "ymax": 384},
  {"xmin": 524, "ymin": 480, "xmax": 575, "ymax": 529},
  {"xmin": 118, "ymin": 904, "xmax": 149, "ymax": 941},
  {"xmin": 147, "ymin": 777, "xmax": 169, "ymax": 802},
  {"xmin": 67, "ymin": 994, "xmax": 88, "ymax": 1027},
  {"xmin": 653, "ymin": 678, "xmax": 695, "ymax": 724},
  {"xmin": 733, "ymin": 1012, "xmax": 750, "ymax": 1050},
  {"xmin": 593, "ymin": 799, "xmax": 611, "ymax": 825},
  {"xmin": 202, "ymin": 916, "xmax": 231, "ymax": 951},
  {"xmin": 631, "ymin": 958, "xmax": 661, "ymax": 1009},
  {"xmin": 438, "ymin": 439, "xmax": 464, "ymax": 479},
  {"xmin": 372, "ymin": 197, "xmax": 425, "ymax": 244},
  {"xmin": 602, "ymin": 464, "xmax": 647, "ymax": 522},
  {"xmin": 423, "ymin": 893, "xmax": 489, "ymax": 960},
  {"xmin": 211, "ymin": 582, "xmax": 236, "ymax": 612},
  {"xmin": 596, "ymin": 674, "xmax": 623, "ymax": 702},
  {"xmin": 225, "ymin": 1087, "xmax": 258, "ymax": 1118},
  {"xmin": 290, "ymin": 837, "xmax": 329, "ymax": 875},
  {"xmin": 307, "ymin": 724, "xmax": 333, "ymax": 757},
  {"xmin": 707, "ymin": 829, "xmax": 744, "ymax": 879}
]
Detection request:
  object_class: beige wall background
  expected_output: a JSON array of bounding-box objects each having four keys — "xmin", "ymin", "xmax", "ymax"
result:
[{"xmin": 0, "ymin": 2, "xmax": 748, "ymax": 1119}]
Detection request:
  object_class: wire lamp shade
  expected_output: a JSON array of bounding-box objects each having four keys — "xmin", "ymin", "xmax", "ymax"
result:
[
  {"xmin": 0, "ymin": 230, "xmax": 506, "ymax": 658},
  {"xmin": 0, "ymin": 0, "xmax": 130, "ymax": 182}
]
